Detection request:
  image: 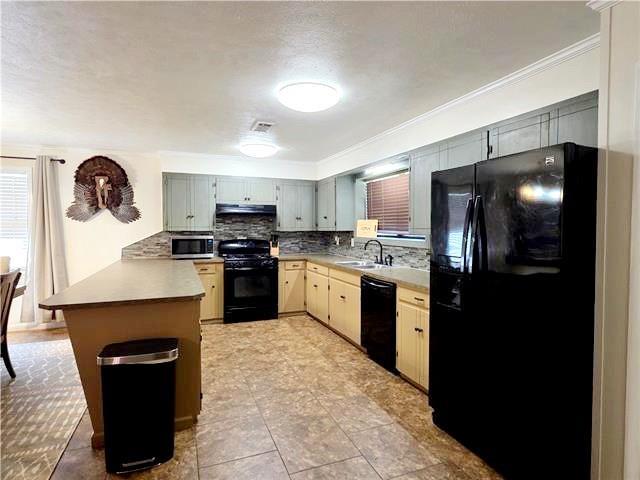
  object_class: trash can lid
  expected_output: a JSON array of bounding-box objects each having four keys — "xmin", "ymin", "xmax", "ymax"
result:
[{"xmin": 97, "ymin": 338, "xmax": 179, "ymax": 366}]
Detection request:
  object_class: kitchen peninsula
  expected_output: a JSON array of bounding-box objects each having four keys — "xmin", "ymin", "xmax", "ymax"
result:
[{"xmin": 39, "ymin": 259, "xmax": 204, "ymax": 448}]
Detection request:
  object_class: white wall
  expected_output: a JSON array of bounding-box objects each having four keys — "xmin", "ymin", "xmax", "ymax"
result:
[
  {"xmin": 316, "ymin": 37, "xmax": 600, "ymax": 179},
  {"xmin": 590, "ymin": 2, "xmax": 640, "ymax": 479}
]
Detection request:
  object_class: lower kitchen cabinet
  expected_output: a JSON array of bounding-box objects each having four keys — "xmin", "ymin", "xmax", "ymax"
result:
[
  {"xmin": 197, "ymin": 263, "xmax": 223, "ymax": 321},
  {"xmin": 396, "ymin": 288, "xmax": 429, "ymax": 390},
  {"xmin": 306, "ymin": 269, "xmax": 329, "ymax": 323},
  {"xmin": 279, "ymin": 261, "xmax": 306, "ymax": 313},
  {"xmin": 328, "ymin": 275, "xmax": 361, "ymax": 345}
]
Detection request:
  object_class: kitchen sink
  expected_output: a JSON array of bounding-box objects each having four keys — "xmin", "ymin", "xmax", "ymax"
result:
[
  {"xmin": 335, "ymin": 260, "xmax": 391, "ymax": 270},
  {"xmin": 335, "ymin": 260, "xmax": 373, "ymax": 266}
]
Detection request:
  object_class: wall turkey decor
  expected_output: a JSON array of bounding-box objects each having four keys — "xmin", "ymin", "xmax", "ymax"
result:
[{"xmin": 66, "ymin": 156, "xmax": 141, "ymax": 223}]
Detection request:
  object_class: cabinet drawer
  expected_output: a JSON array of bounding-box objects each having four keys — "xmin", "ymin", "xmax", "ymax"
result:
[
  {"xmin": 307, "ymin": 262, "xmax": 329, "ymax": 276},
  {"xmin": 398, "ymin": 287, "xmax": 429, "ymax": 308},
  {"xmin": 284, "ymin": 261, "xmax": 305, "ymax": 270},
  {"xmin": 195, "ymin": 264, "xmax": 220, "ymax": 274},
  {"xmin": 329, "ymin": 268, "xmax": 360, "ymax": 286}
]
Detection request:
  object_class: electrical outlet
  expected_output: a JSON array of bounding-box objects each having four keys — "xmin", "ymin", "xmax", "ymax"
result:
[
  {"xmin": 334, "ymin": 235, "xmax": 339, "ymax": 245},
  {"xmin": 350, "ymin": 237, "xmax": 355, "ymax": 247}
]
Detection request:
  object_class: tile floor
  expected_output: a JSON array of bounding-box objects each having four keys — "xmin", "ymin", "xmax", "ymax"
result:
[{"xmin": 52, "ymin": 315, "xmax": 501, "ymax": 479}]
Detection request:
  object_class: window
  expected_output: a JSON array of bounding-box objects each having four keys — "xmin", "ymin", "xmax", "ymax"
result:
[
  {"xmin": 0, "ymin": 167, "xmax": 30, "ymax": 278},
  {"xmin": 366, "ymin": 171, "xmax": 410, "ymax": 235}
]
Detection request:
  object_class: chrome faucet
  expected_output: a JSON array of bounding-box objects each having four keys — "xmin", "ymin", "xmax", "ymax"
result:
[{"xmin": 364, "ymin": 239, "xmax": 384, "ymax": 265}]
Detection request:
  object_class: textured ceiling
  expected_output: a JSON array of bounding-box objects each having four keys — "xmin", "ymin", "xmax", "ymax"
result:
[{"xmin": 1, "ymin": 2, "xmax": 599, "ymax": 162}]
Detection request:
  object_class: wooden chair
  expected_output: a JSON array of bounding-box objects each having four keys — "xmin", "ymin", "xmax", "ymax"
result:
[{"xmin": 1, "ymin": 270, "xmax": 21, "ymax": 378}]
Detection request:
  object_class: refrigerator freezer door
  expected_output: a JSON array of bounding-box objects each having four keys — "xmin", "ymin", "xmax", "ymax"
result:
[
  {"xmin": 430, "ymin": 165, "xmax": 474, "ymax": 272},
  {"xmin": 474, "ymin": 145, "xmax": 564, "ymax": 275}
]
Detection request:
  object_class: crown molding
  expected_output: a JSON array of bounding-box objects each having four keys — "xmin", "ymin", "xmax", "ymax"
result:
[
  {"xmin": 318, "ymin": 33, "xmax": 601, "ymax": 166},
  {"xmin": 586, "ymin": 0, "xmax": 621, "ymax": 12}
]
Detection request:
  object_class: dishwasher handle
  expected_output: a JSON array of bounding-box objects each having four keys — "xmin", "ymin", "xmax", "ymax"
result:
[{"xmin": 361, "ymin": 276, "xmax": 396, "ymax": 293}]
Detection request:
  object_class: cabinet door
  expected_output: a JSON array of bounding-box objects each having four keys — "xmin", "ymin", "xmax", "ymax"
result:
[
  {"xmin": 342, "ymin": 282, "xmax": 361, "ymax": 345},
  {"xmin": 444, "ymin": 131, "xmax": 487, "ymax": 169},
  {"xmin": 284, "ymin": 269, "xmax": 306, "ymax": 312},
  {"xmin": 416, "ymin": 308, "xmax": 429, "ymax": 389},
  {"xmin": 278, "ymin": 183, "xmax": 299, "ymax": 231},
  {"xmin": 297, "ymin": 183, "xmax": 315, "ymax": 231},
  {"xmin": 316, "ymin": 274, "xmax": 329, "ymax": 323},
  {"xmin": 491, "ymin": 113, "xmax": 549, "ymax": 158},
  {"xmin": 409, "ymin": 149, "xmax": 439, "ymax": 235},
  {"xmin": 191, "ymin": 175, "xmax": 215, "ymax": 231},
  {"xmin": 164, "ymin": 174, "xmax": 191, "ymax": 231},
  {"xmin": 557, "ymin": 106, "xmax": 598, "ymax": 148},
  {"xmin": 278, "ymin": 263, "xmax": 286, "ymax": 313},
  {"xmin": 247, "ymin": 178, "xmax": 275, "ymax": 204},
  {"xmin": 217, "ymin": 177, "xmax": 247, "ymax": 204},
  {"xmin": 199, "ymin": 274, "xmax": 216, "ymax": 320},
  {"xmin": 317, "ymin": 179, "xmax": 335, "ymax": 230},
  {"xmin": 328, "ymin": 278, "xmax": 345, "ymax": 333},
  {"xmin": 396, "ymin": 302, "xmax": 419, "ymax": 382},
  {"xmin": 212, "ymin": 267, "xmax": 223, "ymax": 319},
  {"xmin": 306, "ymin": 270, "xmax": 318, "ymax": 317}
]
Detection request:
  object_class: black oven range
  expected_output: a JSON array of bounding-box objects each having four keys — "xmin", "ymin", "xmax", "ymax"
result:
[{"xmin": 218, "ymin": 239, "xmax": 278, "ymax": 323}]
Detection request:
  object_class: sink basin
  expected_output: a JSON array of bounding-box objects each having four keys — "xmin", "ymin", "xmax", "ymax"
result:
[
  {"xmin": 335, "ymin": 260, "xmax": 390, "ymax": 270},
  {"xmin": 335, "ymin": 260, "xmax": 373, "ymax": 267}
]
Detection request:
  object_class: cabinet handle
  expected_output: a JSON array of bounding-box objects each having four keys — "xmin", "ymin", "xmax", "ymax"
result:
[
  {"xmin": 285, "ymin": 281, "xmax": 289, "ymax": 284},
  {"xmin": 323, "ymin": 216, "xmax": 327, "ymax": 219},
  {"xmin": 212, "ymin": 285, "xmax": 215, "ymax": 289},
  {"xmin": 414, "ymin": 297, "xmax": 425, "ymax": 302},
  {"xmin": 313, "ymin": 284, "xmax": 318, "ymax": 288},
  {"xmin": 340, "ymin": 295, "xmax": 346, "ymax": 300},
  {"xmin": 414, "ymin": 327, "xmax": 424, "ymax": 333}
]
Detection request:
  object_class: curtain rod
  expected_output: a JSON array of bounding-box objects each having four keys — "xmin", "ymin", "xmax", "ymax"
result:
[{"xmin": 0, "ymin": 155, "xmax": 66, "ymax": 164}]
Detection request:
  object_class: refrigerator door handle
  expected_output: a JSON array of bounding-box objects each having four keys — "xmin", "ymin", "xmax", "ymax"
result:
[
  {"xmin": 469, "ymin": 196, "xmax": 488, "ymax": 274},
  {"xmin": 461, "ymin": 199, "xmax": 474, "ymax": 273},
  {"xmin": 468, "ymin": 197, "xmax": 479, "ymax": 273}
]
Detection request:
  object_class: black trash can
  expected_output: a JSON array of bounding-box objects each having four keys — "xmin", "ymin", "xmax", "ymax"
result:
[{"xmin": 98, "ymin": 338, "xmax": 179, "ymax": 474}]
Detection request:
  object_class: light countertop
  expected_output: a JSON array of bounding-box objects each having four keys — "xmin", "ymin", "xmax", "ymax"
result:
[
  {"xmin": 39, "ymin": 259, "xmax": 205, "ymax": 311},
  {"xmin": 278, "ymin": 253, "xmax": 429, "ymax": 292}
]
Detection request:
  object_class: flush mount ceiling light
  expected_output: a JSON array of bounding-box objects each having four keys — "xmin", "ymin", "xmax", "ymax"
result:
[
  {"xmin": 277, "ymin": 82, "xmax": 340, "ymax": 112},
  {"xmin": 238, "ymin": 143, "xmax": 278, "ymax": 158}
]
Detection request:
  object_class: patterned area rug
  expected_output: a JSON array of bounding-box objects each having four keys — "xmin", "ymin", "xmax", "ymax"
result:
[{"xmin": 1, "ymin": 340, "xmax": 86, "ymax": 480}]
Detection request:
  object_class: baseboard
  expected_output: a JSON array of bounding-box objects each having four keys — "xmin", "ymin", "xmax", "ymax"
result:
[
  {"xmin": 277, "ymin": 311, "xmax": 307, "ymax": 318},
  {"xmin": 200, "ymin": 318, "xmax": 223, "ymax": 325},
  {"xmin": 307, "ymin": 314, "xmax": 365, "ymax": 353},
  {"xmin": 398, "ymin": 372, "xmax": 429, "ymax": 395}
]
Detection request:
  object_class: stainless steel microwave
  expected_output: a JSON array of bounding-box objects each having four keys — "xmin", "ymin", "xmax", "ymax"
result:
[{"xmin": 171, "ymin": 235, "xmax": 214, "ymax": 259}]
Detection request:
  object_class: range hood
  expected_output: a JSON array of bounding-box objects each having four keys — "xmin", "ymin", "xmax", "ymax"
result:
[{"xmin": 215, "ymin": 203, "xmax": 276, "ymax": 216}]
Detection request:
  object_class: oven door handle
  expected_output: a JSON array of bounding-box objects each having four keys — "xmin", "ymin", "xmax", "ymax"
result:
[{"xmin": 226, "ymin": 266, "xmax": 277, "ymax": 271}]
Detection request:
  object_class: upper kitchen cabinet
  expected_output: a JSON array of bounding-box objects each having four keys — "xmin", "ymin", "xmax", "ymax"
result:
[
  {"xmin": 317, "ymin": 176, "xmax": 355, "ymax": 231},
  {"xmin": 163, "ymin": 173, "xmax": 215, "ymax": 231},
  {"xmin": 488, "ymin": 91, "xmax": 598, "ymax": 158},
  {"xmin": 216, "ymin": 176, "xmax": 276, "ymax": 205},
  {"xmin": 554, "ymin": 93, "xmax": 598, "ymax": 148},
  {"xmin": 276, "ymin": 180, "xmax": 315, "ymax": 231},
  {"xmin": 440, "ymin": 130, "xmax": 489, "ymax": 170},
  {"xmin": 316, "ymin": 178, "xmax": 335, "ymax": 230},
  {"xmin": 409, "ymin": 146, "xmax": 440, "ymax": 235}
]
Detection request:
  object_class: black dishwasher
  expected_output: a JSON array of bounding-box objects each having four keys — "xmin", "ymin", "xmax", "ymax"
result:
[{"xmin": 361, "ymin": 276, "xmax": 397, "ymax": 372}]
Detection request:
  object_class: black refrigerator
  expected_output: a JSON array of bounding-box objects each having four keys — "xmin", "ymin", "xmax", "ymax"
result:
[{"xmin": 429, "ymin": 143, "xmax": 597, "ymax": 480}]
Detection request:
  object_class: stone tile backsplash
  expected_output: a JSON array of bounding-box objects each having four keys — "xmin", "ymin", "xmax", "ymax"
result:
[
  {"xmin": 122, "ymin": 216, "xmax": 429, "ymax": 269},
  {"xmin": 326, "ymin": 232, "xmax": 430, "ymax": 269}
]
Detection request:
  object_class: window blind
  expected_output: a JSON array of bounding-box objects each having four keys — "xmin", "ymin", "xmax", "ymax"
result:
[
  {"xmin": 366, "ymin": 171, "xmax": 410, "ymax": 233},
  {"xmin": 0, "ymin": 171, "xmax": 29, "ymax": 273}
]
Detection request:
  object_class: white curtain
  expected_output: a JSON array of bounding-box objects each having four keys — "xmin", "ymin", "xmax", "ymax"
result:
[{"xmin": 21, "ymin": 155, "xmax": 69, "ymax": 326}]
